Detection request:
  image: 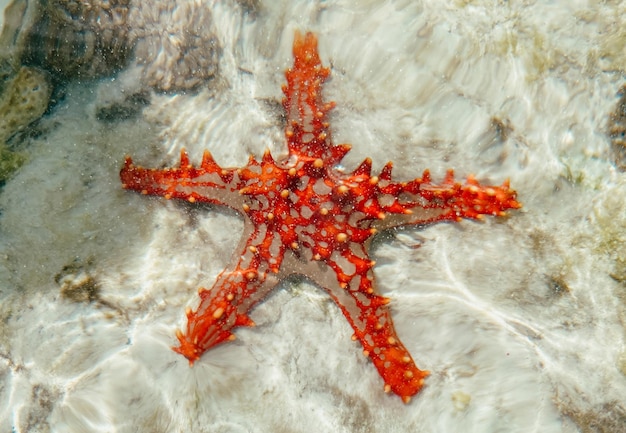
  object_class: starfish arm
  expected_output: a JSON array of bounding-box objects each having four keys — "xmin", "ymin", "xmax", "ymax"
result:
[
  {"xmin": 371, "ymin": 169, "xmax": 521, "ymax": 231},
  {"xmin": 332, "ymin": 288, "xmax": 429, "ymax": 403},
  {"xmin": 404, "ymin": 170, "xmax": 521, "ymax": 219},
  {"xmin": 173, "ymin": 222, "xmax": 284, "ymax": 364},
  {"xmin": 120, "ymin": 149, "xmax": 244, "ymax": 209},
  {"xmin": 284, "ymin": 245, "xmax": 429, "ymax": 403},
  {"xmin": 283, "ymin": 31, "xmax": 339, "ymax": 162}
]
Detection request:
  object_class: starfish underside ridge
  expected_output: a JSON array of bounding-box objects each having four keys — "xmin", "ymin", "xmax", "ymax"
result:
[{"xmin": 120, "ymin": 31, "xmax": 521, "ymax": 403}]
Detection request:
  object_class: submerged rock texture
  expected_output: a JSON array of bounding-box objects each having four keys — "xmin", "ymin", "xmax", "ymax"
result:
[{"xmin": 0, "ymin": 0, "xmax": 219, "ymax": 89}]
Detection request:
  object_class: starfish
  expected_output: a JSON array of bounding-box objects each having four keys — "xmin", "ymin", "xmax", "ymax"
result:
[{"xmin": 120, "ymin": 31, "xmax": 521, "ymax": 403}]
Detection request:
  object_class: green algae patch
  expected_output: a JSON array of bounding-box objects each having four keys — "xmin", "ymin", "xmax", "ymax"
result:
[
  {"xmin": 0, "ymin": 145, "xmax": 26, "ymax": 183},
  {"xmin": 0, "ymin": 66, "xmax": 51, "ymax": 183}
]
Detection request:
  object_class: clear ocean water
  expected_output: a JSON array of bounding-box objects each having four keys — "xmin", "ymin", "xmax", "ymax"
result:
[{"xmin": 1, "ymin": 1, "xmax": 625, "ymax": 432}]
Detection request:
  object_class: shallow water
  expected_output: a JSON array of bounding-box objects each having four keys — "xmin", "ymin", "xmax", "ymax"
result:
[{"xmin": 1, "ymin": 1, "xmax": 625, "ymax": 432}]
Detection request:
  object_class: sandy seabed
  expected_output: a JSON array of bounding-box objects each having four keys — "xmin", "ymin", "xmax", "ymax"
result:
[{"xmin": 1, "ymin": 1, "xmax": 626, "ymax": 432}]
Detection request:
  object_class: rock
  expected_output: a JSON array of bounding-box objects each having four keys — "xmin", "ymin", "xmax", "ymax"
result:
[{"xmin": 0, "ymin": 65, "xmax": 50, "ymax": 143}]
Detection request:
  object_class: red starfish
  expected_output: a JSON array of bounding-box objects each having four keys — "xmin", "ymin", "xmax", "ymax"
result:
[{"xmin": 120, "ymin": 31, "xmax": 520, "ymax": 403}]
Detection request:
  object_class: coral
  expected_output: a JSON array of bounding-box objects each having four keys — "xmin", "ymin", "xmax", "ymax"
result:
[
  {"xmin": 128, "ymin": 1, "xmax": 220, "ymax": 92},
  {"xmin": 0, "ymin": 0, "xmax": 220, "ymax": 92},
  {"xmin": 20, "ymin": 0, "xmax": 131, "ymax": 79},
  {"xmin": 0, "ymin": 66, "xmax": 51, "ymax": 143},
  {"xmin": 0, "ymin": 65, "xmax": 50, "ymax": 183}
]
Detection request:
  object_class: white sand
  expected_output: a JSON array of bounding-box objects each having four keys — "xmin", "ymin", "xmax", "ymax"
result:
[{"xmin": 1, "ymin": 1, "xmax": 625, "ymax": 432}]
